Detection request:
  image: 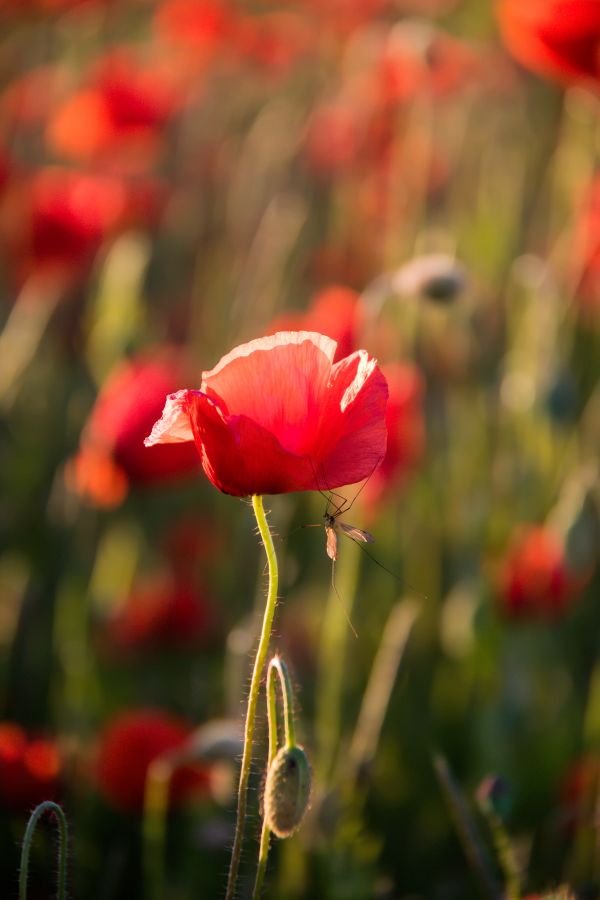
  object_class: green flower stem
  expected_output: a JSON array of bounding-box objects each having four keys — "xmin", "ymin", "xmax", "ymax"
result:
[
  {"xmin": 19, "ymin": 800, "xmax": 68, "ymax": 900},
  {"xmin": 225, "ymin": 495, "xmax": 279, "ymax": 900},
  {"xmin": 142, "ymin": 756, "xmax": 173, "ymax": 900},
  {"xmin": 254, "ymin": 656, "xmax": 296, "ymax": 898},
  {"xmin": 316, "ymin": 542, "xmax": 361, "ymax": 782}
]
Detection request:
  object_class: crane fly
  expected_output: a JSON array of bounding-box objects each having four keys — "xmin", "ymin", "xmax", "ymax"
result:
[{"xmin": 324, "ymin": 509, "xmax": 375, "ymax": 561}]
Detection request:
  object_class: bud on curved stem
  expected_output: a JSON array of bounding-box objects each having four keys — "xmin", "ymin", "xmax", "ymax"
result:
[
  {"xmin": 253, "ymin": 655, "xmax": 311, "ymax": 899},
  {"xmin": 19, "ymin": 800, "xmax": 68, "ymax": 900}
]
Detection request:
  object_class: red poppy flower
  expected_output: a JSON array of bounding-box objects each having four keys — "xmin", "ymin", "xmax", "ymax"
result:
[
  {"xmin": 497, "ymin": 525, "xmax": 589, "ymax": 619},
  {"xmin": 48, "ymin": 49, "xmax": 181, "ymax": 172},
  {"xmin": 106, "ymin": 575, "xmax": 215, "ymax": 651},
  {"xmin": 68, "ymin": 350, "xmax": 200, "ymax": 508},
  {"xmin": 267, "ymin": 286, "xmax": 361, "ymax": 362},
  {"xmin": 497, "ymin": 0, "xmax": 600, "ymax": 87},
  {"xmin": 573, "ymin": 174, "xmax": 600, "ymax": 318},
  {"xmin": 154, "ymin": 0, "xmax": 236, "ymax": 74},
  {"xmin": 145, "ymin": 331, "xmax": 388, "ymax": 497},
  {"xmin": 96, "ymin": 709, "xmax": 209, "ymax": 814},
  {"xmin": 0, "ymin": 723, "xmax": 61, "ymax": 811}
]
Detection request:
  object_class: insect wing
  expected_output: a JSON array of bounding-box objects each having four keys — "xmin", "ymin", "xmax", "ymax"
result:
[
  {"xmin": 325, "ymin": 525, "xmax": 338, "ymax": 561},
  {"xmin": 338, "ymin": 521, "xmax": 375, "ymax": 544}
]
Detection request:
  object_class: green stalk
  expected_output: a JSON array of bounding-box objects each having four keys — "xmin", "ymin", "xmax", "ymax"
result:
[
  {"xmin": 19, "ymin": 800, "xmax": 68, "ymax": 900},
  {"xmin": 225, "ymin": 495, "xmax": 279, "ymax": 900}
]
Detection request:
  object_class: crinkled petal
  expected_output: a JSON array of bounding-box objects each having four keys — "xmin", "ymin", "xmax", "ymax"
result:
[
  {"xmin": 313, "ymin": 350, "xmax": 388, "ymax": 490},
  {"xmin": 201, "ymin": 331, "xmax": 337, "ymax": 456},
  {"xmin": 144, "ymin": 390, "xmax": 194, "ymax": 446}
]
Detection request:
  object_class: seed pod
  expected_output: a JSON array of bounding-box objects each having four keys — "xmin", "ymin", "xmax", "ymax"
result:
[{"xmin": 264, "ymin": 745, "xmax": 311, "ymax": 839}]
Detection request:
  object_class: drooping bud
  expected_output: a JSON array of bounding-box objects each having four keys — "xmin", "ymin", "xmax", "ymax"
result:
[
  {"xmin": 263, "ymin": 745, "xmax": 311, "ymax": 839},
  {"xmin": 392, "ymin": 253, "xmax": 468, "ymax": 304}
]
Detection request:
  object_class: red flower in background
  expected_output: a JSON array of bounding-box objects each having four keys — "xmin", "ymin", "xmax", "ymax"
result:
[
  {"xmin": 363, "ymin": 362, "xmax": 425, "ymax": 507},
  {"xmin": 267, "ymin": 286, "xmax": 361, "ymax": 362},
  {"xmin": 106, "ymin": 575, "xmax": 216, "ymax": 652},
  {"xmin": 1, "ymin": 167, "xmax": 126, "ymax": 283},
  {"xmin": 154, "ymin": 0, "xmax": 235, "ymax": 70},
  {"xmin": 497, "ymin": 0, "xmax": 600, "ymax": 87},
  {"xmin": 69, "ymin": 350, "xmax": 200, "ymax": 508},
  {"xmin": 48, "ymin": 49, "xmax": 181, "ymax": 172},
  {"xmin": 145, "ymin": 331, "xmax": 388, "ymax": 497},
  {"xmin": 96, "ymin": 709, "xmax": 209, "ymax": 814},
  {"xmin": 497, "ymin": 526, "xmax": 589, "ymax": 619},
  {"xmin": 573, "ymin": 174, "xmax": 600, "ymax": 319},
  {"xmin": 0, "ymin": 723, "xmax": 61, "ymax": 811}
]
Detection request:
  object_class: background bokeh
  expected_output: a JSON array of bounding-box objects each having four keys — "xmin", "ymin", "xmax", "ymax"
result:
[{"xmin": 0, "ymin": 1, "xmax": 599, "ymax": 898}]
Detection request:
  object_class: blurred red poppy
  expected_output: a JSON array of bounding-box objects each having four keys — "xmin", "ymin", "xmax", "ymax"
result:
[
  {"xmin": 497, "ymin": 525, "xmax": 589, "ymax": 619},
  {"xmin": 48, "ymin": 49, "xmax": 181, "ymax": 172},
  {"xmin": 145, "ymin": 331, "xmax": 388, "ymax": 497},
  {"xmin": 363, "ymin": 362, "xmax": 425, "ymax": 507},
  {"xmin": 96, "ymin": 710, "xmax": 209, "ymax": 814},
  {"xmin": 573, "ymin": 174, "xmax": 600, "ymax": 318},
  {"xmin": 68, "ymin": 350, "xmax": 200, "ymax": 508},
  {"xmin": 1, "ymin": 167, "xmax": 127, "ymax": 283},
  {"xmin": 0, "ymin": 723, "xmax": 61, "ymax": 811},
  {"xmin": 267, "ymin": 286, "xmax": 361, "ymax": 362},
  {"xmin": 106, "ymin": 575, "xmax": 215, "ymax": 651},
  {"xmin": 497, "ymin": 0, "xmax": 600, "ymax": 87}
]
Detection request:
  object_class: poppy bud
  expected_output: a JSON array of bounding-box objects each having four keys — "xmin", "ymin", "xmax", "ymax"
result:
[
  {"xmin": 392, "ymin": 253, "xmax": 468, "ymax": 303},
  {"xmin": 263, "ymin": 745, "xmax": 311, "ymax": 839}
]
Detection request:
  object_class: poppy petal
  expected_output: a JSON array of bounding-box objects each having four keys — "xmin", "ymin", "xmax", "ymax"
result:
[
  {"xmin": 316, "ymin": 350, "xmax": 388, "ymax": 489},
  {"xmin": 201, "ymin": 331, "xmax": 337, "ymax": 455},
  {"xmin": 144, "ymin": 389, "xmax": 195, "ymax": 446}
]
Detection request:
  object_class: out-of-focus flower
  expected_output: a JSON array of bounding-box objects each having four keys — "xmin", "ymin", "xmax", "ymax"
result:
[
  {"xmin": 0, "ymin": 65, "xmax": 69, "ymax": 129},
  {"xmin": 1, "ymin": 167, "xmax": 127, "ymax": 283},
  {"xmin": 145, "ymin": 331, "xmax": 388, "ymax": 497},
  {"xmin": 105, "ymin": 575, "xmax": 216, "ymax": 651},
  {"xmin": 68, "ymin": 350, "xmax": 200, "ymax": 509},
  {"xmin": 497, "ymin": 0, "xmax": 600, "ymax": 88},
  {"xmin": 96, "ymin": 709, "xmax": 210, "ymax": 814},
  {"xmin": 0, "ymin": 723, "xmax": 61, "ymax": 811},
  {"xmin": 268, "ymin": 286, "xmax": 361, "ymax": 362},
  {"xmin": 369, "ymin": 22, "xmax": 483, "ymax": 106},
  {"xmin": 233, "ymin": 12, "xmax": 313, "ymax": 76},
  {"xmin": 154, "ymin": 0, "xmax": 235, "ymax": 69},
  {"xmin": 496, "ymin": 526, "xmax": 590, "ymax": 619},
  {"xmin": 48, "ymin": 49, "xmax": 181, "ymax": 173},
  {"xmin": 304, "ymin": 100, "xmax": 366, "ymax": 177},
  {"xmin": 363, "ymin": 362, "xmax": 425, "ymax": 507},
  {"xmin": 559, "ymin": 755, "xmax": 600, "ymax": 835},
  {"xmin": 573, "ymin": 174, "xmax": 600, "ymax": 319},
  {"xmin": 162, "ymin": 515, "xmax": 223, "ymax": 572}
]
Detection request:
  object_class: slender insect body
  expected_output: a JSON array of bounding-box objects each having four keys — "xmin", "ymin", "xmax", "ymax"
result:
[{"xmin": 323, "ymin": 510, "xmax": 374, "ymax": 561}]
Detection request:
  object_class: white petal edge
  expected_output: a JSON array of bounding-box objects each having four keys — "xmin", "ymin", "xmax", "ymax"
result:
[
  {"xmin": 340, "ymin": 350, "xmax": 378, "ymax": 412},
  {"xmin": 201, "ymin": 331, "xmax": 338, "ymax": 389},
  {"xmin": 144, "ymin": 390, "xmax": 194, "ymax": 446}
]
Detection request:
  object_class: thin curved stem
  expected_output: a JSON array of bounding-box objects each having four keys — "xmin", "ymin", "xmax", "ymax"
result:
[
  {"xmin": 253, "ymin": 656, "xmax": 296, "ymax": 898},
  {"xmin": 19, "ymin": 800, "xmax": 68, "ymax": 900},
  {"xmin": 225, "ymin": 495, "xmax": 279, "ymax": 900}
]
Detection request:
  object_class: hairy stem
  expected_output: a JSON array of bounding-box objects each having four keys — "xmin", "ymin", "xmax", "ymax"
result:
[
  {"xmin": 225, "ymin": 495, "xmax": 279, "ymax": 900},
  {"xmin": 19, "ymin": 800, "xmax": 68, "ymax": 900}
]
